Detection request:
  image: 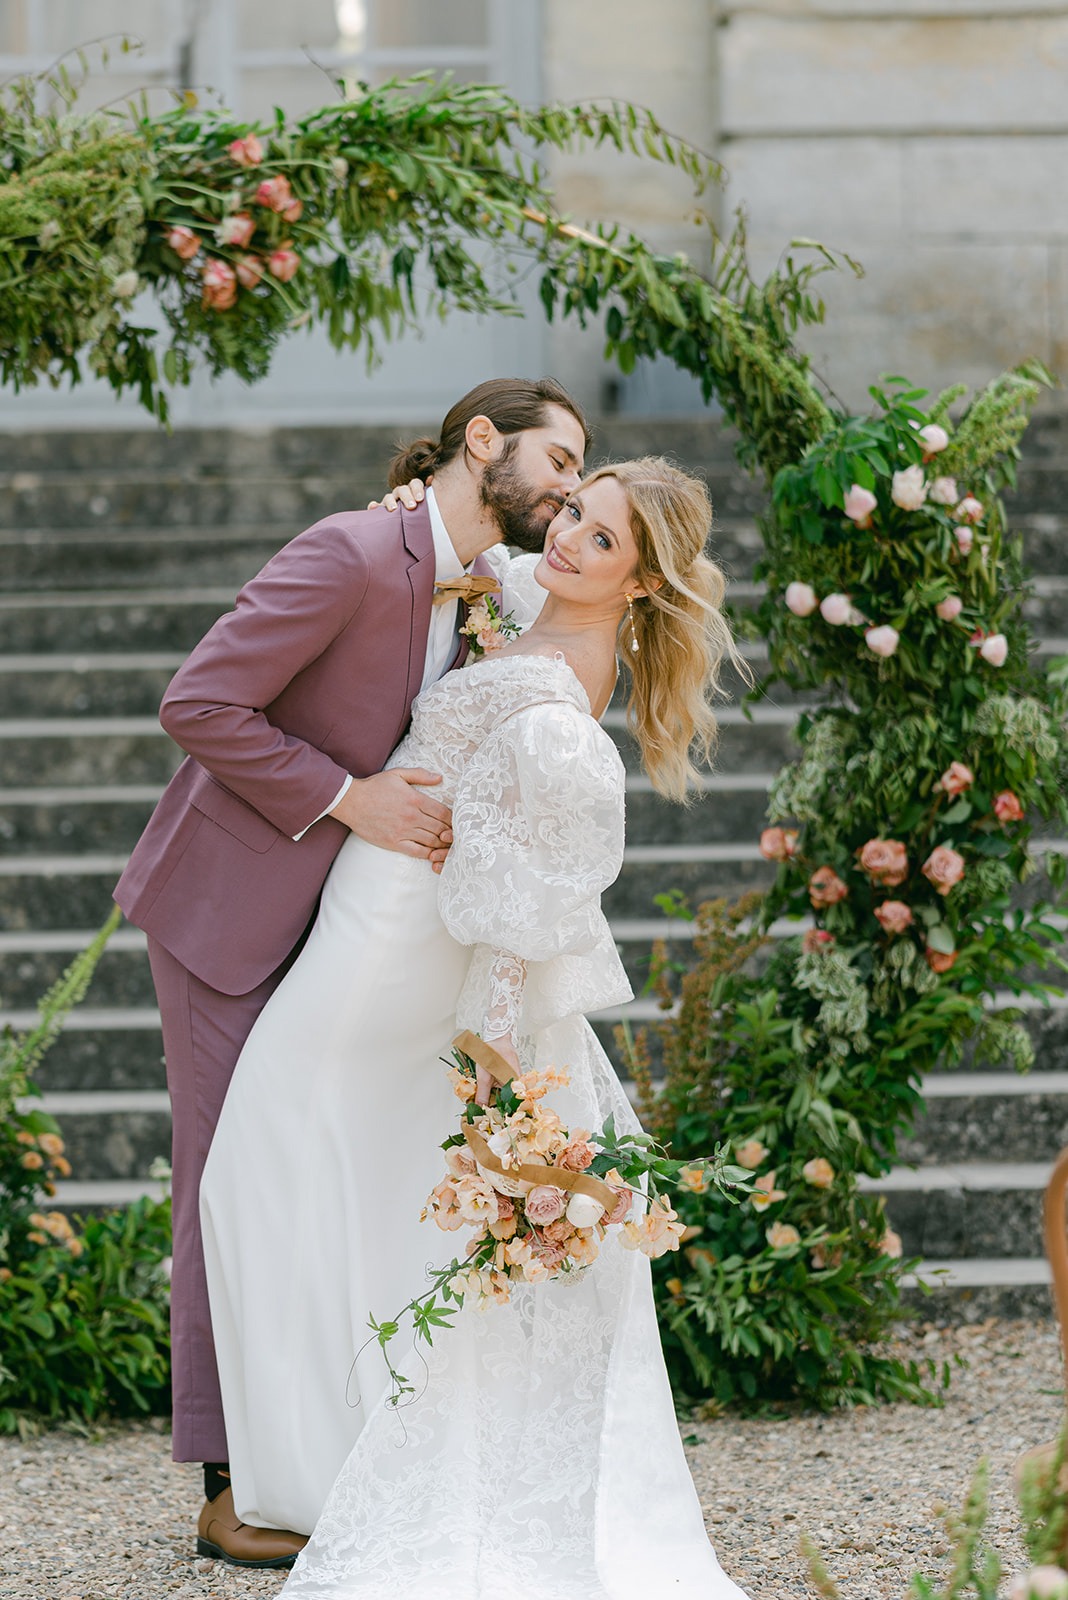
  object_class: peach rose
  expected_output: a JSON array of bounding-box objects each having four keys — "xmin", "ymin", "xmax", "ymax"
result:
[
  {"xmin": 201, "ymin": 258, "xmax": 237, "ymax": 311},
  {"xmin": 955, "ymin": 495, "xmax": 984, "ymax": 523},
  {"xmin": 268, "ymin": 248, "xmax": 300, "ymax": 282},
  {"xmin": 994, "ymin": 790, "xmax": 1025, "ymax": 823},
  {"xmin": 445, "ymin": 1144, "xmax": 478, "ymax": 1180},
  {"xmin": 802, "ymin": 1157, "xmax": 835, "ymax": 1190},
  {"xmin": 879, "ymin": 1229, "xmax": 903, "ymax": 1259},
  {"xmin": 760, "ymin": 826, "xmax": 799, "ymax": 862},
  {"xmin": 857, "ymin": 838, "xmax": 908, "ymax": 887},
  {"xmin": 980, "ymin": 633, "xmax": 1008, "ymax": 667},
  {"xmin": 874, "ymin": 900, "xmax": 913, "ymax": 935},
  {"xmin": 525, "ymin": 1184, "xmax": 568, "ymax": 1225},
  {"xmin": 166, "ymin": 225, "xmax": 201, "ymax": 260},
  {"xmin": 785, "ymin": 581, "xmax": 819, "ymax": 616},
  {"xmin": 925, "ymin": 946, "xmax": 958, "ymax": 974},
  {"xmin": 734, "ymin": 1139, "xmax": 769, "ymax": 1171},
  {"xmin": 38, "ymin": 1133, "xmax": 65, "ymax": 1158},
  {"xmin": 808, "ymin": 866, "xmax": 848, "ymax": 907},
  {"xmin": 936, "ymin": 595, "xmax": 963, "ymax": 621},
  {"xmin": 766, "ymin": 1222, "xmax": 801, "ymax": 1250},
  {"xmin": 20, "ymin": 1151, "xmax": 44, "ymax": 1170},
  {"xmin": 819, "ymin": 592, "xmax": 856, "ymax": 626},
  {"xmin": 810, "ymin": 1243, "xmax": 844, "ymax": 1271},
  {"xmin": 938, "ymin": 761, "xmax": 974, "ymax": 797},
  {"xmin": 955, "ymin": 526, "xmax": 974, "ymax": 556},
  {"xmin": 228, "ymin": 135, "xmax": 264, "ymax": 166},
  {"xmin": 927, "ymin": 475, "xmax": 959, "ymax": 506},
  {"xmin": 751, "ymin": 1172, "xmax": 786, "ymax": 1211},
  {"xmin": 891, "ymin": 465, "xmax": 928, "ymax": 511},
  {"xmin": 843, "ymin": 485, "xmax": 877, "ymax": 525},
  {"xmin": 922, "ymin": 846, "xmax": 965, "ymax": 896},
  {"xmin": 678, "ymin": 1165, "xmax": 709, "ymax": 1194},
  {"xmin": 568, "ymin": 1232, "xmax": 601, "ymax": 1267},
  {"xmin": 218, "ymin": 213, "xmax": 255, "ymax": 248},
  {"xmin": 801, "ymin": 927, "xmax": 835, "ymax": 953},
  {"xmin": 557, "ymin": 1136, "xmax": 595, "ymax": 1172}
]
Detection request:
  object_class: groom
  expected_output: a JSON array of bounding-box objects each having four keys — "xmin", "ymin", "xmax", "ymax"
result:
[{"xmin": 114, "ymin": 376, "xmax": 589, "ymax": 1566}]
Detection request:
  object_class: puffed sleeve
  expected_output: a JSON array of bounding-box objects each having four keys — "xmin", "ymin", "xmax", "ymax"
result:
[
  {"xmin": 479, "ymin": 548, "xmax": 547, "ymax": 634},
  {"xmin": 437, "ymin": 699, "xmax": 633, "ymax": 1037}
]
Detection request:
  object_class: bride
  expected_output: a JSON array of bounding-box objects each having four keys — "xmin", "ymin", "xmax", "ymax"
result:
[{"xmin": 199, "ymin": 457, "xmax": 750, "ymax": 1599}]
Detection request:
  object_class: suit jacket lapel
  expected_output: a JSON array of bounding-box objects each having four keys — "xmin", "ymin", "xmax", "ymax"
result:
[
  {"xmin": 447, "ymin": 550, "xmax": 500, "ymax": 671},
  {"xmin": 400, "ymin": 499, "xmax": 436, "ymax": 709}
]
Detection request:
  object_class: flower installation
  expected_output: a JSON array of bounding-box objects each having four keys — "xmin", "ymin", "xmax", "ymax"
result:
[{"xmin": 365, "ymin": 1033, "xmax": 750, "ymax": 1405}]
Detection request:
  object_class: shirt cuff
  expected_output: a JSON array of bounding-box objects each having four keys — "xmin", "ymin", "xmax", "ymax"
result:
[{"xmin": 293, "ymin": 775, "xmax": 352, "ymax": 841}]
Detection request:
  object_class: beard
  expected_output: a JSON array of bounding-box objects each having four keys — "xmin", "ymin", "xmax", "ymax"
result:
[{"xmin": 479, "ymin": 438, "xmax": 563, "ymax": 553}]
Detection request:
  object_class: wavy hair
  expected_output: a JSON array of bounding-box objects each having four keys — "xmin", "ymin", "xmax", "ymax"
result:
[{"xmin": 582, "ymin": 457, "xmax": 748, "ymax": 802}]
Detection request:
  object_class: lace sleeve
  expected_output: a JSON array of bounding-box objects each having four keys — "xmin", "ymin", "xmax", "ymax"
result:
[{"xmin": 438, "ymin": 699, "xmax": 631, "ymax": 1039}]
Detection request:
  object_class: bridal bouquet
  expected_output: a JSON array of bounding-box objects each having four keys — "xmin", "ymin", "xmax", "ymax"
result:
[{"xmin": 367, "ymin": 1032, "xmax": 751, "ymax": 1404}]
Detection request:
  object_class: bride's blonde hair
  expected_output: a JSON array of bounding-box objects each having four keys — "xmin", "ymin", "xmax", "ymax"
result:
[{"xmin": 582, "ymin": 456, "xmax": 747, "ymax": 803}]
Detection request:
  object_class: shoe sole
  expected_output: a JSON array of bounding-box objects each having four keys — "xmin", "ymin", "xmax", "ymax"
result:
[{"xmin": 196, "ymin": 1536, "xmax": 300, "ymax": 1569}]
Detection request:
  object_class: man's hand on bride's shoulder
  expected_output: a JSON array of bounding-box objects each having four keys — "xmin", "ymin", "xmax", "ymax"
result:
[
  {"xmin": 329, "ymin": 768, "xmax": 452, "ymax": 870},
  {"xmin": 367, "ymin": 477, "xmax": 427, "ymax": 513}
]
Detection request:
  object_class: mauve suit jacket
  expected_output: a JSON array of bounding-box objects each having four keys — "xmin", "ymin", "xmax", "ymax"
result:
[{"xmin": 115, "ymin": 499, "xmax": 489, "ymax": 995}]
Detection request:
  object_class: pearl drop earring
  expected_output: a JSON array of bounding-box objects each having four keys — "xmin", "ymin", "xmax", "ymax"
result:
[{"xmin": 625, "ymin": 593, "xmax": 639, "ymax": 655}]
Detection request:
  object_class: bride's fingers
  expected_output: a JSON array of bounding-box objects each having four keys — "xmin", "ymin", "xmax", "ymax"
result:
[{"xmin": 474, "ymin": 1065, "xmax": 494, "ymax": 1106}]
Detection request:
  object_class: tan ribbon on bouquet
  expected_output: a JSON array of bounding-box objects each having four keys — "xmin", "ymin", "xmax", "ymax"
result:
[
  {"xmin": 432, "ymin": 576, "xmax": 502, "ymax": 608},
  {"xmin": 451, "ymin": 1031, "xmax": 618, "ymax": 1213}
]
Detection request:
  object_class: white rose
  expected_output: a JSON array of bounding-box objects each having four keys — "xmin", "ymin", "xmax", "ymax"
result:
[
  {"xmin": 112, "ymin": 270, "xmax": 140, "ymax": 299},
  {"xmin": 865, "ymin": 625, "xmax": 900, "ymax": 658},
  {"xmin": 565, "ymin": 1192, "xmax": 606, "ymax": 1229},
  {"xmin": 785, "ymin": 581, "xmax": 818, "ymax": 617},
  {"xmin": 917, "ymin": 423, "xmax": 949, "ymax": 455},
  {"xmin": 955, "ymin": 495, "xmax": 984, "ymax": 523},
  {"xmin": 891, "ymin": 465, "xmax": 928, "ymax": 511},
  {"xmin": 928, "ymin": 476, "xmax": 958, "ymax": 506},
  {"xmin": 979, "ymin": 632, "xmax": 1008, "ymax": 667}
]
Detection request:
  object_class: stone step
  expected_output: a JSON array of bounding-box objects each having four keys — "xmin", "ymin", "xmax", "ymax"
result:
[
  {"xmin": 0, "ymin": 705, "xmax": 800, "ymax": 788},
  {"xmin": 0, "ymin": 589, "xmax": 233, "ymax": 653},
  {"xmin": 0, "ymin": 774, "xmax": 779, "ymax": 857},
  {"xmin": 860, "ymin": 1160, "xmax": 1050, "ymax": 1260},
  {"xmin": 0, "ymin": 654, "xmax": 182, "ymax": 718},
  {"xmin": 902, "ymin": 1257, "xmax": 1052, "ymax": 1324}
]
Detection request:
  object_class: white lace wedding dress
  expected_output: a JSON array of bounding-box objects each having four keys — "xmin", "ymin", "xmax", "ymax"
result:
[{"xmin": 200, "ymin": 646, "xmax": 748, "ymax": 1600}]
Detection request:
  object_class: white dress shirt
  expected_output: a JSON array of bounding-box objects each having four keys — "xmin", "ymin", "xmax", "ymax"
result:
[{"xmin": 294, "ymin": 487, "xmax": 468, "ymax": 839}]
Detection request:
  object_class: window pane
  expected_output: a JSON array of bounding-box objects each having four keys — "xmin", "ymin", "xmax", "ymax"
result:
[
  {"xmin": 372, "ymin": 0, "xmax": 488, "ymax": 50},
  {"xmin": 238, "ymin": 0, "xmax": 341, "ymax": 53}
]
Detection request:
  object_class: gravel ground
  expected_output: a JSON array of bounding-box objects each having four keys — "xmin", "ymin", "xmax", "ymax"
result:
[{"xmin": 0, "ymin": 1318, "xmax": 1062, "ymax": 1600}]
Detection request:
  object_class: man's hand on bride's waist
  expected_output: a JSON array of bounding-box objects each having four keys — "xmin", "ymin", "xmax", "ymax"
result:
[{"xmin": 329, "ymin": 768, "xmax": 453, "ymax": 871}]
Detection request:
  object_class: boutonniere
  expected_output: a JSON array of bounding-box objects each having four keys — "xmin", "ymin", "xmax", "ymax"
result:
[{"xmin": 460, "ymin": 594, "xmax": 521, "ymax": 657}]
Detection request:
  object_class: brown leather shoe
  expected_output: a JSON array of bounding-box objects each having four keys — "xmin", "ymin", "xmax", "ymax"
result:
[{"xmin": 196, "ymin": 1485, "xmax": 309, "ymax": 1568}]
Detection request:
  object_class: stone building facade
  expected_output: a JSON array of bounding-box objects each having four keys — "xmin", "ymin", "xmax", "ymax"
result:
[{"xmin": 1, "ymin": 0, "xmax": 1065, "ymax": 423}]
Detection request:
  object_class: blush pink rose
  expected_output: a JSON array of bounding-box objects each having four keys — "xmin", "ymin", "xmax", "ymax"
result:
[
  {"xmin": 955, "ymin": 526, "xmax": 975, "ymax": 555},
  {"xmin": 603, "ymin": 1183, "xmax": 633, "ymax": 1226},
  {"xmin": 955, "ymin": 495, "xmax": 984, "ymax": 523},
  {"xmin": 808, "ymin": 866, "xmax": 848, "ymax": 907},
  {"xmin": 874, "ymin": 900, "xmax": 913, "ymax": 935},
  {"xmin": 525, "ymin": 1184, "xmax": 568, "ymax": 1225},
  {"xmin": 766, "ymin": 1221, "xmax": 801, "ymax": 1250},
  {"xmin": 785, "ymin": 581, "xmax": 819, "ymax": 617},
  {"xmin": 228, "ymin": 135, "xmax": 264, "ymax": 166},
  {"xmin": 166, "ymin": 225, "xmax": 201, "ymax": 260},
  {"xmin": 802, "ymin": 1157, "xmax": 835, "ymax": 1189},
  {"xmin": 819, "ymin": 593, "xmax": 855, "ymax": 626},
  {"xmin": 922, "ymin": 846, "xmax": 965, "ymax": 896},
  {"xmin": 994, "ymin": 789, "xmax": 1025, "ymax": 823},
  {"xmin": 891, "ymin": 465, "xmax": 928, "ymax": 511},
  {"xmin": 760, "ymin": 826, "xmax": 799, "ymax": 862},
  {"xmin": 980, "ymin": 632, "xmax": 1008, "ymax": 667},
  {"xmin": 917, "ymin": 423, "xmax": 949, "ymax": 457},
  {"xmin": 218, "ymin": 212, "xmax": 255, "ymax": 248},
  {"xmin": 255, "ymin": 175, "xmax": 294, "ymax": 212},
  {"xmin": 928, "ymin": 475, "xmax": 958, "ymax": 506},
  {"xmin": 802, "ymin": 927, "xmax": 835, "ymax": 953},
  {"xmin": 201, "ymin": 258, "xmax": 237, "ymax": 311},
  {"xmin": 857, "ymin": 838, "xmax": 908, "ymax": 887},
  {"xmin": 843, "ymin": 485, "xmax": 877, "ymax": 525},
  {"xmin": 938, "ymin": 761, "xmax": 974, "ymax": 797},
  {"xmin": 557, "ymin": 1137, "xmax": 595, "ymax": 1172},
  {"xmin": 283, "ymin": 197, "xmax": 303, "ymax": 222},
  {"xmin": 879, "ymin": 1229, "xmax": 904, "ymax": 1258},
  {"xmin": 268, "ymin": 248, "xmax": 300, "ymax": 281},
  {"xmin": 235, "ymin": 255, "xmax": 264, "ymax": 290},
  {"xmin": 865, "ymin": 625, "xmax": 900, "ymax": 658},
  {"xmin": 936, "ymin": 595, "xmax": 963, "ymax": 621}
]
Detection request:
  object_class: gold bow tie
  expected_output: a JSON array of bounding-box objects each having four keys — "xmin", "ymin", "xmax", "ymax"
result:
[{"xmin": 432, "ymin": 575, "xmax": 502, "ymax": 607}]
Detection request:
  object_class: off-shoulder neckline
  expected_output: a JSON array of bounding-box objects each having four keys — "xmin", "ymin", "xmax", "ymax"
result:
[{"xmin": 465, "ymin": 649, "xmax": 594, "ymax": 717}]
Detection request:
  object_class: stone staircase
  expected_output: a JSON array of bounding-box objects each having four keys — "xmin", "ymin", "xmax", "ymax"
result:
[{"xmin": 0, "ymin": 417, "xmax": 1066, "ymax": 1320}]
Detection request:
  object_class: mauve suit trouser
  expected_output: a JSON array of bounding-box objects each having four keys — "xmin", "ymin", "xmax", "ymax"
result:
[{"xmin": 148, "ymin": 936, "xmax": 293, "ymax": 1463}]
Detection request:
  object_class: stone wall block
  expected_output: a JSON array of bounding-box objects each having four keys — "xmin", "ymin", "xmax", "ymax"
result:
[{"xmin": 722, "ymin": 16, "xmax": 1068, "ymax": 133}]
